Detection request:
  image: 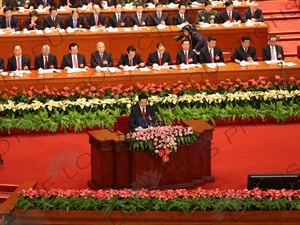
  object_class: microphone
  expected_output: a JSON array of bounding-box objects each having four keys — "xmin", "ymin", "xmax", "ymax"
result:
[{"xmin": 280, "ymin": 61, "xmax": 287, "ymax": 90}]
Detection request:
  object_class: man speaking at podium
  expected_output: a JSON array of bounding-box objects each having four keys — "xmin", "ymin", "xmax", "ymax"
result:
[{"xmin": 128, "ymin": 93, "xmax": 156, "ymax": 130}]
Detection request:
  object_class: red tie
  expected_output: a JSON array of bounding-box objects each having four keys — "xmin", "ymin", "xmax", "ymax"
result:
[
  {"xmin": 209, "ymin": 49, "xmax": 214, "ymax": 63},
  {"xmin": 45, "ymin": 57, "xmax": 48, "ymax": 69},
  {"xmin": 244, "ymin": 48, "xmax": 248, "ymax": 57},
  {"xmin": 185, "ymin": 51, "xmax": 188, "ymax": 64},
  {"xmin": 100, "ymin": 54, "xmax": 103, "ymax": 60},
  {"xmin": 73, "ymin": 55, "xmax": 78, "ymax": 68},
  {"xmin": 17, "ymin": 57, "xmax": 21, "ymax": 70},
  {"xmin": 142, "ymin": 108, "xmax": 146, "ymax": 119},
  {"xmin": 159, "ymin": 54, "xmax": 162, "ymax": 65},
  {"xmin": 130, "ymin": 59, "xmax": 133, "ymax": 66},
  {"xmin": 138, "ymin": 14, "xmax": 142, "ymax": 25},
  {"xmin": 252, "ymin": 12, "xmax": 255, "ymax": 18},
  {"xmin": 181, "ymin": 15, "xmax": 184, "ymax": 22}
]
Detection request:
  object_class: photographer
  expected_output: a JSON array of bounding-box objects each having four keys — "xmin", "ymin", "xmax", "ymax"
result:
[{"xmin": 174, "ymin": 24, "xmax": 207, "ymax": 53}]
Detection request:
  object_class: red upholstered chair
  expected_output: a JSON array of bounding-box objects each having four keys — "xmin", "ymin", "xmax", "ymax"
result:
[
  {"xmin": 297, "ymin": 45, "xmax": 300, "ymax": 59},
  {"xmin": 114, "ymin": 116, "xmax": 131, "ymax": 134}
]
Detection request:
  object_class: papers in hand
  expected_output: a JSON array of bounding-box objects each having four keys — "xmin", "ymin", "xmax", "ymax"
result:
[
  {"xmin": 156, "ymin": 24, "xmax": 166, "ymax": 30},
  {"xmin": 240, "ymin": 61, "xmax": 259, "ymax": 66},
  {"xmin": 95, "ymin": 66, "xmax": 120, "ymax": 73},
  {"xmin": 38, "ymin": 68, "xmax": 61, "ymax": 74},
  {"xmin": 58, "ymin": 6, "xmax": 67, "ymax": 12},
  {"xmin": 280, "ymin": 61, "xmax": 297, "ymax": 67},
  {"xmin": 66, "ymin": 68, "xmax": 87, "ymax": 73},
  {"xmin": 206, "ymin": 63, "xmax": 225, "ymax": 68},
  {"xmin": 105, "ymin": 27, "xmax": 118, "ymax": 32},
  {"xmin": 139, "ymin": 67, "xmax": 151, "ymax": 72},
  {"xmin": 179, "ymin": 64, "xmax": 201, "ymax": 69},
  {"xmin": 123, "ymin": 27, "xmax": 132, "ymax": 32},
  {"xmin": 152, "ymin": 64, "xmax": 177, "ymax": 70},
  {"xmin": 123, "ymin": 65, "xmax": 137, "ymax": 72},
  {"xmin": 167, "ymin": 3, "xmax": 178, "ymax": 8},
  {"xmin": 10, "ymin": 70, "xmax": 31, "ymax": 77}
]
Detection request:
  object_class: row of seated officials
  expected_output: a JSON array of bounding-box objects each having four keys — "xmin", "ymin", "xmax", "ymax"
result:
[
  {"xmin": 0, "ymin": 34, "xmax": 284, "ymax": 71},
  {"xmin": 0, "ymin": 1, "xmax": 263, "ymax": 30}
]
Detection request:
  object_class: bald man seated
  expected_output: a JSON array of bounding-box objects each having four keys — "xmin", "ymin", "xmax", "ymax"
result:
[{"xmin": 90, "ymin": 42, "xmax": 113, "ymax": 67}]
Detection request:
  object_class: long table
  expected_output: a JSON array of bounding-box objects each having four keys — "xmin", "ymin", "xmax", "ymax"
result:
[
  {"xmin": 1, "ymin": 60, "xmax": 299, "ymax": 90},
  {"xmin": 0, "ymin": 3, "xmax": 249, "ymax": 27},
  {"xmin": 0, "ymin": 24, "xmax": 269, "ymax": 67}
]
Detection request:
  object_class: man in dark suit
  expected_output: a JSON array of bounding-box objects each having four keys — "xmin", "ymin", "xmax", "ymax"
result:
[
  {"xmin": 231, "ymin": 36, "xmax": 258, "ymax": 63},
  {"xmin": 180, "ymin": 25, "xmax": 207, "ymax": 52},
  {"xmin": 149, "ymin": 2, "xmax": 170, "ymax": 26},
  {"xmin": 34, "ymin": 0, "xmax": 54, "ymax": 9},
  {"xmin": 0, "ymin": 7, "xmax": 20, "ymax": 31},
  {"xmin": 44, "ymin": 6, "xmax": 63, "ymax": 29},
  {"xmin": 0, "ymin": 56, "xmax": 5, "ymax": 71},
  {"xmin": 65, "ymin": 9, "xmax": 84, "ymax": 28},
  {"xmin": 130, "ymin": 3, "xmax": 148, "ymax": 27},
  {"xmin": 241, "ymin": 1, "xmax": 264, "ymax": 22},
  {"xmin": 90, "ymin": 42, "xmax": 113, "ymax": 67},
  {"xmin": 58, "ymin": 0, "xmax": 77, "ymax": 8},
  {"xmin": 79, "ymin": 0, "xmax": 96, "ymax": 7},
  {"xmin": 176, "ymin": 39, "xmax": 198, "ymax": 64},
  {"xmin": 108, "ymin": 4, "xmax": 127, "ymax": 27},
  {"xmin": 99, "ymin": 0, "xmax": 117, "ymax": 8},
  {"xmin": 146, "ymin": 42, "xmax": 173, "ymax": 66},
  {"xmin": 2, "ymin": 0, "xmax": 13, "ymax": 7},
  {"xmin": 34, "ymin": 45, "xmax": 58, "ymax": 69},
  {"xmin": 7, "ymin": 45, "xmax": 31, "ymax": 71},
  {"xmin": 85, "ymin": 4, "xmax": 106, "ymax": 29},
  {"xmin": 61, "ymin": 42, "xmax": 89, "ymax": 69},
  {"xmin": 219, "ymin": 1, "xmax": 240, "ymax": 23},
  {"xmin": 172, "ymin": 3, "xmax": 191, "ymax": 25},
  {"xmin": 199, "ymin": 36, "xmax": 224, "ymax": 63},
  {"xmin": 118, "ymin": 45, "xmax": 145, "ymax": 68},
  {"xmin": 262, "ymin": 35, "xmax": 284, "ymax": 61},
  {"xmin": 129, "ymin": 93, "xmax": 156, "ymax": 130}
]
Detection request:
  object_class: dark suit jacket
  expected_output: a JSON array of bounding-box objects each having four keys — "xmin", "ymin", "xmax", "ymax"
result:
[
  {"xmin": 0, "ymin": 16, "xmax": 20, "ymax": 31},
  {"xmin": 61, "ymin": 53, "xmax": 87, "ymax": 69},
  {"xmin": 58, "ymin": 0, "xmax": 77, "ymax": 8},
  {"xmin": 188, "ymin": 31, "xmax": 207, "ymax": 52},
  {"xmin": 128, "ymin": 104, "xmax": 156, "ymax": 129},
  {"xmin": 7, "ymin": 55, "xmax": 31, "ymax": 71},
  {"xmin": 231, "ymin": 45, "xmax": 258, "ymax": 62},
  {"xmin": 199, "ymin": 46, "xmax": 224, "ymax": 63},
  {"xmin": 262, "ymin": 45, "xmax": 284, "ymax": 61},
  {"xmin": 172, "ymin": 12, "xmax": 191, "ymax": 25},
  {"xmin": 0, "ymin": 57, "xmax": 4, "ymax": 70},
  {"xmin": 99, "ymin": 0, "xmax": 117, "ymax": 7},
  {"xmin": 34, "ymin": 0, "xmax": 54, "ymax": 8},
  {"xmin": 44, "ymin": 15, "xmax": 63, "ymax": 28},
  {"xmin": 24, "ymin": 19, "xmax": 44, "ymax": 30},
  {"xmin": 149, "ymin": 12, "xmax": 170, "ymax": 26},
  {"xmin": 108, "ymin": 13, "xmax": 128, "ymax": 27},
  {"xmin": 3, "ymin": 0, "xmax": 12, "ymax": 7},
  {"xmin": 34, "ymin": 53, "xmax": 58, "ymax": 70},
  {"xmin": 176, "ymin": 50, "xmax": 198, "ymax": 64},
  {"xmin": 65, "ymin": 15, "xmax": 85, "ymax": 28},
  {"xmin": 117, "ymin": 53, "xmax": 143, "ymax": 67},
  {"xmin": 241, "ymin": 8, "xmax": 264, "ymax": 22},
  {"xmin": 146, "ymin": 51, "xmax": 173, "ymax": 66},
  {"xmin": 130, "ymin": 13, "xmax": 148, "ymax": 26},
  {"xmin": 85, "ymin": 13, "xmax": 106, "ymax": 28},
  {"xmin": 219, "ymin": 9, "xmax": 240, "ymax": 23},
  {"xmin": 79, "ymin": 0, "xmax": 96, "ymax": 6},
  {"xmin": 90, "ymin": 51, "xmax": 113, "ymax": 67}
]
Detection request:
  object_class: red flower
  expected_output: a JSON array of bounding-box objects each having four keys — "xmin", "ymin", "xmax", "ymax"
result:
[
  {"xmin": 162, "ymin": 155, "xmax": 169, "ymax": 163},
  {"xmin": 165, "ymin": 148, "xmax": 171, "ymax": 155},
  {"xmin": 158, "ymin": 150, "xmax": 164, "ymax": 157}
]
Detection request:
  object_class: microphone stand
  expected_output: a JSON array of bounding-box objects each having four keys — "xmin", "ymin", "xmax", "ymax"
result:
[{"xmin": 280, "ymin": 61, "xmax": 287, "ymax": 90}]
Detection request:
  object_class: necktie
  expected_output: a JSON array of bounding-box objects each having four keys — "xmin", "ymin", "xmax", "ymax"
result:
[
  {"xmin": 271, "ymin": 47, "xmax": 276, "ymax": 60},
  {"xmin": 95, "ymin": 15, "xmax": 98, "ymax": 26},
  {"xmin": 7, "ymin": 19, "xmax": 10, "ymax": 28},
  {"xmin": 43, "ymin": 0, "xmax": 47, "ymax": 7},
  {"xmin": 73, "ymin": 19, "xmax": 77, "ymax": 28},
  {"xmin": 17, "ymin": 57, "xmax": 21, "ymax": 70},
  {"xmin": 228, "ymin": 11, "xmax": 232, "ymax": 22},
  {"xmin": 252, "ymin": 12, "xmax": 255, "ymax": 18},
  {"xmin": 158, "ymin": 13, "xmax": 161, "ymax": 19},
  {"xmin": 45, "ymin": 57, "xmax": 48, "ymax": 69},
  {"xmin": 117, "ymin": 15, "xmax": 120, "ymax": 27},
  {"xmin": 73, "ymin": 55, "xmax": 78, "ymax": 68},
  {"xmin": 184, "ymin": 51, "xmax": 188, "ymax": 64},
  {"xmin": 130, "ymin": 59, "xmax": 133, "ymax": 66},
  {"xmin": 100, "ymin": 53, "xmax": 103, "ymax": 60},
  {"xmin": 52, "ymin": 17, "xmax": 55, "ymax": 26},
  {"xmin": 138, "ymin": 14, "xmax": 142, "ymax": 25},
  {"xmin": 181, "ymin": 14, "xmax": 184, "ymax": 22},
  {"xmin": 159, "ymin": 54, "xmax": 162, "ymax": 65},
  {"xmin": 209, "ymin": 49, "xmax": 214, "ymax": 63},
  {"xmin": 244, "ymin": 48, "xmax": 248, "ymax": 57},
  {"xmin": 142, "ymin": 108, "xmax": 146, "ymax": 119}
]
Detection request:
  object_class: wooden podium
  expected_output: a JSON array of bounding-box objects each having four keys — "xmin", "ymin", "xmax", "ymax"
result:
[{"xmin": 87, "ymin": 120, "xmax": 215, "ymax": 190}]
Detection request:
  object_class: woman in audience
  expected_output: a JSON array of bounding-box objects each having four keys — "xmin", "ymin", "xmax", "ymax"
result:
[{"xmin": 24, "ymin": 11, "xmax": 43, "ymax": 30}]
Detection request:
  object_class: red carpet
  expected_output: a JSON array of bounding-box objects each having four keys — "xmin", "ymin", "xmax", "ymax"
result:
[{"xmin": 1, "ymin": 123, "xmax": 299, "ymax": 190}]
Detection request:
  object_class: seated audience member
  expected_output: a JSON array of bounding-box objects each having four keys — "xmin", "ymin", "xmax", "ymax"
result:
[
  {"xmin": 199, "ymin": 36, "xmax": 224, "ymax": 63},
  {"xmin": 44, "ymin": 6, "xmax": 63, "ymax": 29},
  {"xmin": 34, "ymin": 0, "xmax": 54, "ymax": 9},
  {"xmin": 146, "ymin": 42, "xmax": 172, "ymax": 66},
  {"xmin": 130, "ymin": 3, "xmax": 148, "ymax": 26},
  {"xmin": 7, "ymin": 45, "xmax": 30, "ymax": 71},
  {"xmin": 65, "ymin": 9, "xmax": 84, "ymax": 28},
  {"xmin": 262, "ymin": 35, "xmax": 284, "ymax": 61},
  {"xmin": 61, "ymin": 42, "xmax": 88, "ymax": 69},
  {"xmin": 34, "ymin": 44, "xmax": 58, "ymax": 70},
  {"xmin": 219, "ymin": 1, "xmax": 240, "ymax": 23},
  {"xmin": 85, "ymin": 4, "xmax": 106, "ymax": 29},
  {"xmin": 0, "ymin": 7, "xmax": 20, "ymax": 31},
  {"xmin": 99, "ymin": 0, "xmax": 117, "ymax": 8},
  {"xmin": 176, "ymin": 39, "xmax": 198, "ymax": 64},
  {"xmin": 149, "ymin": 2, "xmax": 170, "ymax": 26},
  {"xmin": 58, "ymin": 0, "xmax": 77, "ymax": 8},
  {"xmin": 172, "ymin": 3, "xmax": 191, "ymax": 25},
  {"xmin": 231, "ymin": 36, "xmax": 258, "ymax": 63},
  {"xmin": 0, "ymin": 56, "xmax": 4, "ymax": 71},
  {"xmin": 128, "ymin": 93, "xmax": 156, "ymax": 130},
  {"xmin": 2, "ymin": 0, "xmax": 13, "ymax": 7},
  {"xmin": 195, "ymin": 1, "xmax": 218, "ymax": 24},
  {"xmin": 13, "ymin": 0, "xmax": 34, "ymax": 9},
  {"xmin": 79, "ymin": 0, "xmax": 96, "ymax": 7},
  {"xmin": 90, "ymin": 42, "xmax": 113, "ymax": 67},
  {"xmin": 241, "ymin": 1, "xmax": 263, "ymax": 22},
  {"xmin": 108, "ymin": 4, "xmax": 127, "ymax": 27},
  {"xmin": 179, "ymin": 25, "xmax": 207, "ymax": 52},
  {"xmin": 117, "ymin": 45, "xmax": 145, "ymax": 68},
  {"xmin": 24, "ymin": 11, "xmax": 44, "ymax": 30}
]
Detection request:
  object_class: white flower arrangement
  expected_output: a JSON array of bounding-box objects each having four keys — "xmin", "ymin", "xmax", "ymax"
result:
[{"xmin": 1, "ymin": 90, "xmax": 300, "ymax": 112}]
